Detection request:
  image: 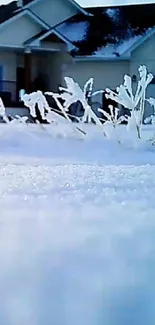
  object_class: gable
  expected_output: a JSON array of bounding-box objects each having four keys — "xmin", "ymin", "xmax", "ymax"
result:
[
  {"xmin": 0, "ymin": 14, "xmax": 43, "ymax": 47},
  {"xmin": 24, "ymin": 28, "xmax": 76, "ymax": 51},
  {"xmin": 29, "ymin": 0, "xmax": 80, "ymax": 27}
]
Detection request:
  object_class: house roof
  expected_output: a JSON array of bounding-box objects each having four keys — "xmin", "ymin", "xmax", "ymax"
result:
[
  {"xmin": 20, "ymin": 0, "xmax": 91, "ymax": 16},
  {"xmin": 24, "ymin": 28, "xmax": 77, "ymax": 51},
  {"xmin": 56, "ymin": 3, "xmax": 155, "ymax": 59},
  {"xmin": 0, "ymin": 2, "xmax": 155, "ymax": 59},
  {"xmin": 0, "ymin": 1, "xmax": 17, "ymax": 24},
  {"xmin": 0, "ymin": 0, "xmax": 90, "ymax": 27}
]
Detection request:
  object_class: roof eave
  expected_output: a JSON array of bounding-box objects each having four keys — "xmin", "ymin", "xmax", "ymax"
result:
[
  {"xmin": 122, "ymin": 27, "xmax": 155, "ymax": 56},
  {"xmin": 68, "ymin": 0, "xmax": 93, "ymax": 16},
  {"xmin": 19, "ymin": 0, "xmax": 93, "ymax": 16},
  {"xmin": 25, "ymin": 28, "xmax": 77, "ymax": 51},
  {"xmin": 74, "ymin": 55, "xmax": 130, "ymax": 62},
  {"xmin": 0, "ymin": 7, "xmax": 49, "ymax": 31}
]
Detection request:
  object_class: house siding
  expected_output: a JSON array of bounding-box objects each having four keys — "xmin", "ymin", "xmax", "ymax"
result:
[
  {"xmin": 41, "ymin": 41, "xmax": 67, "ymax": 51},
  {"xmin": 0, "ymin": 52, "xmax": 16, "ymax": 81},
  {"xmin": 130, "ymin": 33, "xmax": 155, "ymax": 117},
  {"xmin": 65, "ymin": 60, "xmax": 130, "ymax": 104},
  {"xmin": 130, "ymin": 33, "xmax": 155, "ymax": 76},
  {"xmin": 0, "ymin": 15, "xmax": 42, "ymax": 47},
  {"xmin": 0, "ymin": 52, "xmax": 17, "ymax": 101},
  {"xmin": 0, "ymin": 51, "xmax": 71, "ymax": 92},
  {"xmin": 30, "ymin": 0, "xmax": 78, "ymax": 28},
  {"xmin": 44, "ymin": 52, "xmax": 69, "ymax": 91}
]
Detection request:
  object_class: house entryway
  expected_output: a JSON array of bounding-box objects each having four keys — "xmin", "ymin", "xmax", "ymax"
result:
[{"xmin": 0, "ymin": 49, "xmax": 72, "ymax": 111}]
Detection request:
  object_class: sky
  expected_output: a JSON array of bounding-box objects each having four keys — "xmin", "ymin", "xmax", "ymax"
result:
[
  {"xmin": 79, "ymin": 0, "xmax": 155, "ymax": 6},
  {"xmin": 0, "ymin": 0, "xmax": 155, "ymax": 7}
]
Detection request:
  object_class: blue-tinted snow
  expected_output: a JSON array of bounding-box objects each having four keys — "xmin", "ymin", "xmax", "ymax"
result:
[{"xmin": 0, "ymin": 124, "xmax": 155, "ymax": 324}]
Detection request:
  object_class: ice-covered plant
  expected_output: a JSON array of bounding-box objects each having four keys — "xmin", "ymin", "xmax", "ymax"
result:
[
  {"xmin": 22, "ymin": 91, "xmax": 51, "ymax": 121},
  {"xmin": 22, "ymin": 90, "xmax": 85, "ymax": 137},
  {"xmin": 83, "ymin": 77, "xmax": 94, "ymax": 101},
  {"xmin": 106, "ymin": 65, "xmax": 153, "ymax": 139},
  {"xmin": 145, "ymin": 98, "xmax": 155, "ymax": 125},
  {"xmin": 0, "ymin": 65, "xmax": 154, "ymax": 146},
  {"xmin": 45, "ymin": 88, "xmax": 86, "ymax": 138},
  {"xmin": 99, "ymin": 105, "xmax": 128, "ymax": 127},
  {"xmin": 0, "ymin": 97, "xmax": 9, "ymax": 123},
  {"xmin": 0, "ymin": 96, "xmax": 29, "ymax": 125},
  {"xmin": 83, "ymin": 77, "xmax": 104, "ymax": 122},
  {"xmin": 46, "ymin": 77, "xmax": 106, "ymax": 137},
  {"xmin": 98, "ymin": 105, "xmax": 128, "ymax": 143},
  {"xmin": 144, "ymin": 98, "xmax": 155, "ymax": 144}
]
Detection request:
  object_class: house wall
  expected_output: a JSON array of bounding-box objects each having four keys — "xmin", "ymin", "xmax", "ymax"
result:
[
  {"xmin": 130, "ymin": 33, "xmax": 155, "ymax": 118},
  {"xmin": 0, "ymin": 15, "xmax": 42, "ymax": 47},
  {"xmin": 16, "ymin": 51, "xmax": 70, "ymax": 92},
  {"xmin": 41, "ymin": 41, "xmax": 67, "ymax": 52},
  {"xmin": 6, "ymin": 107, "xmax": 30, "ymax": 118},
  {"xmin": 0, "ymin": 52, "xmax": 17, "ymax": 101},
  {"xmin": 130, "ymin": 33, "xmax": 155, "ymax": 75},
  {"xmin": 0, "ymin": 49, "xmax": 69, "ymax": 89},
  {"xmin": 46, "ymin": 53, "xmax": 62, "ymax": 91},
  {"xmin": 30, "ymin": 0, "xmax": 78, "ymax": 27},
  {"xmin": 65, "ymin": 60, "xmax": 130, "ymax": 104},
  {"xmin": 43, "ymin": 52, "xmax": 72, "ymax": 91},
  {"xmin": 0, "ymin": 52, "xmax": 16, "ymax": 81},
  {"xmin": 16, "ymin": 53, "xmax": 45, "ymax": 82}
]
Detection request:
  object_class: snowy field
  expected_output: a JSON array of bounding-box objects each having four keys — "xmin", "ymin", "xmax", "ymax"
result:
[{"xmin": 0, "ymin": 123, "xmax": 155, "ymax": 325}]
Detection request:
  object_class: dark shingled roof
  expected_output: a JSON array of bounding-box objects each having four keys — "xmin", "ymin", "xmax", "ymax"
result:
[
  {"xmin": 63, "ymin": 3, "xmax": 155, "ymax": 56},
  {"xmin": 23, "ymin": 0, "xmax": 34, "ymax": 5},
  {"xmin": 0, "ymin": 1, "xmax": 33, "ymax": 25},
  {"xmin": 0, "ymin": 1, "xmax": 155, "ymax": 57},
  {"xmin": 0, "ymin": 1, "xmax": 18, "ymax": 24}
]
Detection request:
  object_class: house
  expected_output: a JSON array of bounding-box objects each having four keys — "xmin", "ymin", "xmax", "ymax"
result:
[
  {"xmin": 0, "ymin": 0, "xmax": 90, "ymax": 112},
  {"xmin": 0, "ymin": 0, "xmax": 155, "ymax": 117}
]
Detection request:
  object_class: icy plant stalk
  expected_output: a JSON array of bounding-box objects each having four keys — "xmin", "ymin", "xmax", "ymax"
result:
[
  {"xmin": 22, "ymin": 90, "xmax": 51, "ymax": 121},
  {"xmin": 138, "ymin": 66, "xmax": 153, "ymax": 129},
  {"xmin": 22, "ymin": 90, "xmax": 85, "ymax": 137},
  {"xmin": 45, "ymin": 88, "xmax": 86, "ymax": 138},
  {"xmin": 106, "ymin": 65, "xmax": 153, "ymax": 139},
  {"xmin": 145, "ymin": 98, "xmax": 155, "ymax": 144},
  {"xmin": 98, "ymin": 105, "xmax": 128, "ymax": 142},
  {"xmin": 48, "ymin": 77, "xmax": 107, "ymax": 137},
  {"xmin": 0, "ymin": 98, "xmax": 9, "ymax": 123},
  {"xmin": 145, "ymin": 98, "xmax": 155, "ymax": 125}
]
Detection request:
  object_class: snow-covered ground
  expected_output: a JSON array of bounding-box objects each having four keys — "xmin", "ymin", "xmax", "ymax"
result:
[{"xmin": 0, "ymin": 123, "xmax": 155, "ymax": 325}]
